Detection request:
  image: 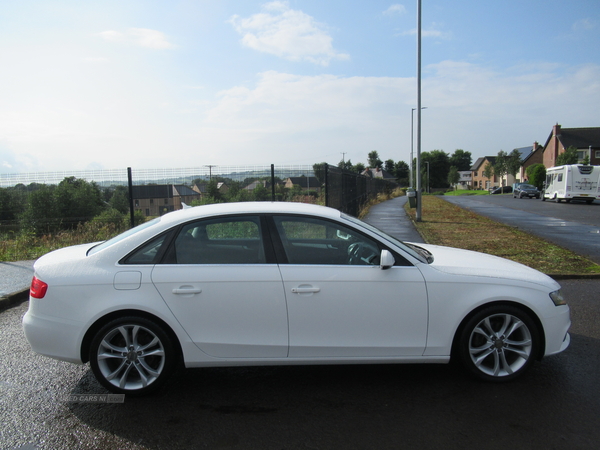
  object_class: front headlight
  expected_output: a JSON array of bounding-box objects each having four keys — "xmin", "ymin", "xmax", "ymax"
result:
[{"xmin": 550, "ymin": 290, "xmax": 567, "ymax": 306}]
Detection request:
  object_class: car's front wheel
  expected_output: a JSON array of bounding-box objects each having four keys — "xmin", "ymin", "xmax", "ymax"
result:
[
  {"xmin": 458, "ymin": 305, "xmax": 540, "ymax": 382},
  {"xmin": 89, "ymin": 316, "xmax": 177, "ymax": 396}
]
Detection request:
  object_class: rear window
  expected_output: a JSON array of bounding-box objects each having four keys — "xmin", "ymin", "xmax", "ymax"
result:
[{"xmin": 87, "ymin": 218, "xmax": 161, "ymax": 256}]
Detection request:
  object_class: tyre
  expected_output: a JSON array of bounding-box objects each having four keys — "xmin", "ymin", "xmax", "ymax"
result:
[
  {"xmin": 457, "ymin": 305, "xmax": 540, "ymax": 382},
  {"xmin": 89, "ymin": 316, "xmax": 177, "ymax": 396}
]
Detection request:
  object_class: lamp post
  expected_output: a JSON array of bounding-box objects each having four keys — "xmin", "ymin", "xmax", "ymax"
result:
[
  {"xmin": 416, "ymin": 0, "xmax": 423, "ymax": 221},
  {"xmin": 410, "ymin": 107, "xmax": 427, "ymax": 188}
]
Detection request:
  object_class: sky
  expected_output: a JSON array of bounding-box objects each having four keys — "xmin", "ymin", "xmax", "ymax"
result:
[{"xmin": 1, "ymin": 0, "xmax": 599, "ymax": 174}]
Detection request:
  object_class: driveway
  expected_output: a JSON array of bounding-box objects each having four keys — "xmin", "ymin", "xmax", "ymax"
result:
[{"xmin": 443, "ymin": 195, "xmax": 600, "ymax": 264}]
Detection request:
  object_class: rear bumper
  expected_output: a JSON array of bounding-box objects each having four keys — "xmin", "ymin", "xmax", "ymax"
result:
[{"xmin": 22, "ymin": 310, "xmax": 84, "ymax": 364}]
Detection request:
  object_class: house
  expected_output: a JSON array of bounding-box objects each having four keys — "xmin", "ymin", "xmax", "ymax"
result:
[
  {"xmin": 133, "ymin": 185, "xmax": 201, "ymax": 216},
  {"xmin": 455, "ymin": 171, "xmax": 472, "ymax": 190},
  {"xmin": 243, "ymin": 180, "xmax": 274, "ymax": 191},
  {"xmin": 517, "ymin": 142, "xmax": 544, "ymax": 182},
  {"xmin": 471, "ymin": 157, "xmax": 498, "ymax": 189},
  {"xmin": 542, "ymin": 124, "xmax": 600, "ymax": 167},
  {"xmin": 360, "ymin": 167, "xmax": 396, "ymax": 182},
  {"xmin": 284, "ymin": 177, "xmax": 321, "ymax": 192}
]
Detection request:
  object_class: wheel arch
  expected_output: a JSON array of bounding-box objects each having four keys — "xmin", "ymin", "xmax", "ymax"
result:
[
  {"xmin": 450, "ymin": 300, "xmax": 546, "ymax": 362},
  {"xmin": 80, "ymin": 309, "xmax": 183, "ymax": 364}
]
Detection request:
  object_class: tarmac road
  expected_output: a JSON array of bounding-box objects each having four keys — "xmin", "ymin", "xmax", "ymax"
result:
[{"xmin": 1, "ymin": 279, "xmax": 598, "ymax": 450}]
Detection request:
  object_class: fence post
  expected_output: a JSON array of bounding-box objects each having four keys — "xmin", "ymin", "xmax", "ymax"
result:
[
  {"xmin": 127, "ymin": 167, "xmax": 135, "ymax": 228},
  {"xmin": 271, "ymin": 164, "xmax": 275, "ymax": 201},
  {"xmin": 324, "ymin": 164, "xmax": 329, "ymax": 207}
]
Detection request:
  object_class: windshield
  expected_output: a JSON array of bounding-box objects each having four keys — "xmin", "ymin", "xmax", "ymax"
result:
[
  {"xmin": 341, "ymin": 213, "xmax": 429, "ymax": 264},
  {"xmin": 87, "ymin": 218, "xmax": 161, "ymax": 256}
]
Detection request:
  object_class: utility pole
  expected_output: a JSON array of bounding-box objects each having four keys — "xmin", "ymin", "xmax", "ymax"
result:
[{"xmin": 204, "ymin": 165, "xmax": 216, "ymax": 181}]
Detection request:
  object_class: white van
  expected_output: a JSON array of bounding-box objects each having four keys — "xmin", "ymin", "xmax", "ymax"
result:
[{"xmin": 542, "ymin": 164, "xmax": 600, "ymax": 204}]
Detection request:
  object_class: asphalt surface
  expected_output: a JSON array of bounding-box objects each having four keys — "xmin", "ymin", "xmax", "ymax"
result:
[
  {"xmin": 2, "ymin": 280, "xmax": 598, "ymax": 450},
  {"xmin": 443, "ymin": 194, "xmax": 600, "ymax": 264},
  {"xmin": 362, "ymin": 195, "xmax": 424, "ymax": 244},
  {"xmin": 0, "ymin": 261, "xmax": 34, "ymax": 298}
]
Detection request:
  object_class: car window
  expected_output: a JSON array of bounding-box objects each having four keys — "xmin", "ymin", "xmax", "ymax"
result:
[
  {"xmin": 122, "ymin": 232, "xmax": 170, "ymax": 265},
  {"xmin": 172, "ymin": 216, "xmax": 266, "ymax": 264},
  {"xmin": 273, "ymin": 215, "xmax": 381, "ymax": 265}
]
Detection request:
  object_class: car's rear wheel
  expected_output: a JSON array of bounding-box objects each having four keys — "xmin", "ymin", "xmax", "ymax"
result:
[
  {"xmin": 89, "ymin": 316, "xmax": 177, "ymax": 396},
  {"xmin": 458, "ymin": 305, "xmax": 540, "ymax": 382}
]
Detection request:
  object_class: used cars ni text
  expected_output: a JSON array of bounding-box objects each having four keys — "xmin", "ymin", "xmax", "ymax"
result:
[{"xmin": 23, "ymin": 202, "xmax": 570, "ymax": 395}]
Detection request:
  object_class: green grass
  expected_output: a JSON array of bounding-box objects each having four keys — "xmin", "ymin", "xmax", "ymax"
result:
[
  {"xmin": 405, "ymin": 196, "xmax": 600, "ymax": 275},
  {"xmin": 443, "ymin": 189, "xmax": 491, "ymax": 196}
]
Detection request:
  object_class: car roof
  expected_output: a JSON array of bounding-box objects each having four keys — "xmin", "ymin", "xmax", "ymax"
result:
[{"xmin": 158, "ymin": 201, "xmax": 343, "ymax": 226}]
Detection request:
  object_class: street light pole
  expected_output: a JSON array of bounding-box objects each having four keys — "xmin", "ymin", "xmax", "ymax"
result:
[
  {"xmin": 410, "ymin": 107, "xmax": 427, "ymax": 189},
  {"xmin": 416, "ymin": 0, "xmax": 423, "ymax": 221}
]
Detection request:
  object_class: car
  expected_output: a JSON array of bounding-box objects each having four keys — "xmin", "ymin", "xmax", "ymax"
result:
[
  {"xmin": 23, "ymin": 202, "xmax": 571, "ymax": 395},
  {"xmin": 514, "ymin": 184, "xmax": 541, "ymax": 199},
  {"xmin": 490, "ymin": 186, "xmax": 512, "ymax": 194}
]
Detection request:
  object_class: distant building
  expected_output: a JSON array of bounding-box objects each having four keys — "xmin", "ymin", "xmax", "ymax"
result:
[
  {"xmin": 284, "ymin": 177, "xmax": 321, "ymax": 192},
  {"xmin": 360, "ymin": 167, "xmax": 396, "ymax": 182},
  {"xmin": 133, "ymin": 185, "xmax": 200, "ymax": 216},
  {"xmin": 542, "ymin": 124, "xmax": 600, "ymax": 167}
]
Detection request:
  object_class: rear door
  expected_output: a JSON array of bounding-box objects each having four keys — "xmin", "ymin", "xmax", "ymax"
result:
[{"xmin": 151, "ymin": 215, "xmax": 289, "ymax": 358}]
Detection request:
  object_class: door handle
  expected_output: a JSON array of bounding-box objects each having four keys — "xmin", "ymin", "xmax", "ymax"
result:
[
  {"xmin": 172, "ymin": 287, "xmax": 202, "ymax": 295},
  {"xmin": 291, "ymin": 286, "xmax": 320, "ymax": 294}
]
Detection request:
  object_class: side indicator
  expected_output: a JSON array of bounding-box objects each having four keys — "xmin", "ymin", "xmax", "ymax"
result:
[{"xmin": 30, "ymin": 276, "xmax": 48, "ymax": 299}]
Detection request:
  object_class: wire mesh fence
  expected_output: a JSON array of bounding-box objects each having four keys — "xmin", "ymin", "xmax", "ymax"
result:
[{"xmin": 0, "ymin": 164, "xmax": 397, "ymax": 235}]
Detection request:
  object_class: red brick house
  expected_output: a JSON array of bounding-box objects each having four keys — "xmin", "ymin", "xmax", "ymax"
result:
[{"xmin": 542, "ymin": 124, "xmax": 600, "ymax": 167}]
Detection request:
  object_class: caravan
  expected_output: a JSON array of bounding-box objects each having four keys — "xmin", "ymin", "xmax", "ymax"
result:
[{"xmin": 542, "ymin": 164, "xmax": 600, "ymax": 204}]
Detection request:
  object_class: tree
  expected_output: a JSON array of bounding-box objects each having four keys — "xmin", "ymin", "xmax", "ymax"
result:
[
  {"xmin": 337, "ymin": 159, "xmax": 353, "ymax": 171},
  {"xmin": 527, "ymin": 163, "xmax": 546, "ymax": 190},
  {"xmin": 394, "ymin": 161, "xmax": 410, "ymax": 186},
  {"xmin": 367, "ymin": 151, "xmax": 383, "ymax": 169},
  {"xmin": 556, "ymin": 146, "xmax": 578, "ymax": 166},
  {"xmin": 54, "ymin": 177, "xmax": 104, "ymax": 227},
  {"xmin": 109, "ymin": 186, "xmax": 130, "ymax": 215},
  {"xmin": 384, "ymin": 159, "xmax": 395, "ymax": 175},
  {"xmin": 449, "ymin": 149, "xmax": 472, "ymax": 171},
  {"xmin": 506, "ymin": 149, "xmax": 523, "ymax": 182},
  {"xmin": 448, "ymin": 166, "xmax": 460, "ymax": 190},
  {"xmin": 483, "ymin": 162, "xmax": 494, "ymax": 189},
  {"xmin": 493, "ymin": 151, "xmax": 508, "ymax": 191},
  {"xmin": 420, "ymin": 150, "xmax": 450, "ymax": 189},
  {"xmin": 20, "ymin": 186, "xmax": 59, "ymax": 233},
  {"xmin": 354, "ymin": 162, "xmax": 366, "ymax": 173}
]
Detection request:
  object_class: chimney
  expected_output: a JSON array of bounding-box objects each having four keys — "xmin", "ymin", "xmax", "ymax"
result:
[{"xmin": 553, "ymin": 123, "xmax": 561, "ymax": 137}]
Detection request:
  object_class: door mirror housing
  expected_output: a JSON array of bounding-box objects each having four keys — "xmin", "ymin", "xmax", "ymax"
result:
[{"xmin": 380, "ymin": 250, "xmax": 395, "ymax": 270}]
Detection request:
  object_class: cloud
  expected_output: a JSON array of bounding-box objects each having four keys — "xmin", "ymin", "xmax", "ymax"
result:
[
  {"xmin": 383, "ymin": 4, "xmax": 407, "ymax": 16},
  {"xmin": 572, "ymin": 18, "xmax": 596, "ymax": 32},
  {"xmin": 98, "ymin": 28, "xmax": 174, "ymax": 49},
  {"xmin": 229, "ymin": 1, "xmax": 349, "ymax": 66},
  {"xmin": 401, "ymin": 24, "xmax": 450, "ymax": 39}
]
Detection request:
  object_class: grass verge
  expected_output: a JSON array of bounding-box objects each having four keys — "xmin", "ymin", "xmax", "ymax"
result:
[{"xmin": 405, "ymin": 195, "xmax": 600, "ymax": 275}]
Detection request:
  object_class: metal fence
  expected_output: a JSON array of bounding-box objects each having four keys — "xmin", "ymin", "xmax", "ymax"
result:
[{"xmin": 0, "ymin": 164, "xmax": 396, "ymax": 232}]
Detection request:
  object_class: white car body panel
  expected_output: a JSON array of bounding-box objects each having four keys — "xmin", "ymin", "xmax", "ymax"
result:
[
  {"xmin": 279, "ymin": 264, "xmax": 428, "ymax": 357},
  {"xmin": 151, "ymin": 264, "xmax": 288, "ymax": 358}
]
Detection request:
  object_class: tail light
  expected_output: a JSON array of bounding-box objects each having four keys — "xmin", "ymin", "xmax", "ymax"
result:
[{"xmin": 30, "ymin": 276, "xmax": 48, "ymax": 299}]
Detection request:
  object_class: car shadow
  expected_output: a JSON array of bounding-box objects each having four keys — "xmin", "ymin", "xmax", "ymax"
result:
[{"xmin": 65, "ymin": 333, "xmax": 600, "ymax": 450}]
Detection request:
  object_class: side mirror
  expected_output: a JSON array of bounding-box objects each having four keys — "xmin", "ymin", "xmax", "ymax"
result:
[{"xmin": 380, "ymin": 250, "xmax": 395, "ymax": 270}]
